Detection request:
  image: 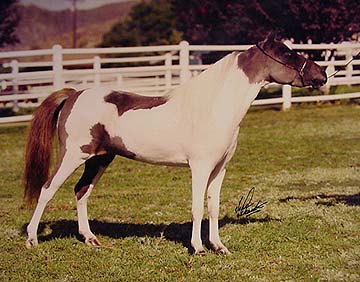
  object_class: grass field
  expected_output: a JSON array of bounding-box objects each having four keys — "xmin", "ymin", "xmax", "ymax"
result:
[{"xmin": 0, "ymin": 104, "xmax": 359, "ymax": 281}]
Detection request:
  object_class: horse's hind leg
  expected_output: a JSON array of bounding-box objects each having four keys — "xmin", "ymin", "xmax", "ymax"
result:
[
  {"xmin": 26, "ymin": 153, "xmax": 84, "ymax": 248},
  {"xmin": 75, "ymin": 154, "xmax": 114, "ymax": 246}
]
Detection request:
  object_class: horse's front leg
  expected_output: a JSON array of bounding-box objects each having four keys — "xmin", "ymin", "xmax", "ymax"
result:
[
  {"xmin": 189, "ymin": 161, "xmax": 212, "ymax": 255},
  {"xmin": 207, "ymin": 169, "xmax": 231, "ymax": 255}
]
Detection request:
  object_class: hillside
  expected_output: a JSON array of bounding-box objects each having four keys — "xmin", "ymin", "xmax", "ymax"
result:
[{"xmin": 4, "ymin": 1, "xmax": 138, "ymax": 51}]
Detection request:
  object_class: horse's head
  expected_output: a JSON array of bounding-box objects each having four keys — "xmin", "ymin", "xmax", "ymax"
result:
[{"xmin": 254, "ymin": 34, "xmax": 327, "ymax": 88}]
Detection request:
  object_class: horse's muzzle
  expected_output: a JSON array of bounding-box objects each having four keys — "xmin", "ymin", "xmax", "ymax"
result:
[{"xmin": 311, "ymin": 70, "xmax": 327, "ymax": 89}]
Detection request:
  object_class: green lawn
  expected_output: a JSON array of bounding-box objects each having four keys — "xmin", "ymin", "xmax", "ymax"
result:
[{"xmin": 0, "ymin": 104, "xmax": 359, "ymax": 281}]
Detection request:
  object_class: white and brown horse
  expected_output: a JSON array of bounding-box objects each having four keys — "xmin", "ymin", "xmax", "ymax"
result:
[{"xmin": 24, "ymin": 35, "xmax": 327, "ymax": 254}]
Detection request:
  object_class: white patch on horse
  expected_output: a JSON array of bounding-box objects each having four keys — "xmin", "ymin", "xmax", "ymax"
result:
[
  {"xmin": 113, "ymin": 99, "xmax": 189, "ymax": 166},
  {"xmin": 65, "ymin": 87, "xmax": 118, "ymax": 157}
]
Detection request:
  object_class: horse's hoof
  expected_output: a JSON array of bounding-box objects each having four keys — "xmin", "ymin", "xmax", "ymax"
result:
[
  {"xmin": 25, "ymin": 238, "xmax": 38, "ymax": 249},
  {"xmin": 85, "ymin": 237, "xmax": 101, "ymax": 247},
  {"xmin": 215, "ymin": 246, "xmax": 231, "ymax": 255},
  {"xmin": 194, "ymin": 249, "xmax": 207, "ymax": 256}
]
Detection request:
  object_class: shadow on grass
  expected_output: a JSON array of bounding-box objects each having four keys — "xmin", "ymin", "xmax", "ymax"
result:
[
  {"xmin": 279, "ymin": 193, "xmax": 360, "ymax": 206},
  {"xmin": 21, "ymin": 215, "xmax": 277, "ymax": 253}
]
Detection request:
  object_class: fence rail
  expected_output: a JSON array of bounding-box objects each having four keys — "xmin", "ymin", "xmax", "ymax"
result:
[{"xmin": 1, "ymin": 40, "xmax": 359, "ymax": 124}]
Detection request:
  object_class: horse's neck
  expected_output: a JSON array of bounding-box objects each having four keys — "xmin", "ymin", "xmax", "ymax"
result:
[
  {"xmin": 170, "ymin": 52, "xmax": 263, "ymax": 129},
  {"xmin": 212, "ymin": 64, "xmax": 263, "ymax": 128}
]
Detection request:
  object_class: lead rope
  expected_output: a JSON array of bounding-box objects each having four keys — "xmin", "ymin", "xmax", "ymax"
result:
[{"xmin": 326, "ymin": 50, "xmax": 360, "ymax": 79}]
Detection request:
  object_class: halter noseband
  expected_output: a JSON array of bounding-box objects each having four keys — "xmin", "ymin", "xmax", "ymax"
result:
[{"xmin": 256, "ymin": 43, "xmax": 307, "ymax": 86}]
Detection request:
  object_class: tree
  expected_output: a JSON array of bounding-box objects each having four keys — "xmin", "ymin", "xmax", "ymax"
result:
[
  {"xmin": 253, "ymin": 0, "xmax": 360, "ymax": 43},
  {"xmin": 100, "ymin": 0, "xmax": 182, "ymax": 47},
  {"xmin": 171, "ymin": 0, "xmax": 253, "ymax": 45},
  {"xmin": 0, "ymin": 0, "xmax": 20, "ymax": 47},
  {"xmin": 172, "ymin": 0, "xmax": 360, "ymax": 44}
]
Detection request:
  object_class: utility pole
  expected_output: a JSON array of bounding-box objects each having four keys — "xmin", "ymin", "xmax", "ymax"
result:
[{"xmin": 71, "ymin": 0, "xmax": 77, "ymax": 48}]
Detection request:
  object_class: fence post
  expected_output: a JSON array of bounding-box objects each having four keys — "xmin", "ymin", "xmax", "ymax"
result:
[
  {"xmin": 10, "ymin": 60, "xmax": 19, "ymax": 112},
  {"xmin": 325, "ymin": 56, "xmax": 335, "ymax": 93},
  {"xmin": 52, "ymin": 45, "xmax": 64, "ymax": 90},
  {"xmin": 81, "ymin": 77, "xmax": 88, "ymax": 88},
  {"xmin": 345, "ymin": 49, "xmax": 353, "ymax": 83},
  {"xmin": 116, "ymin": 74, "xmax": 123, "ymax": 88},
  {"xmin": 282, "ymin": 84, "xmax": 292, "ymax": 110},
  {"xmin": 93, "ymin": 56, "xmax": 101, "ymax": 87},
  {"xmin": 155, "ymin": 76, "xmax": 160, "ymax": 93},
  {"xmin": 165, "ymin": 53, "xmax": 172, "ymax": 89},
  {"xmin": 325, "ymin": 56, "xmax": 336, "ymax": 78},
  {"xmin": 179, "ymin": 41, "xmax": 190, "ymax": 83},
  {"xmin": 1, "ymin": 80, "xmax": 7, "ymax": 91}
]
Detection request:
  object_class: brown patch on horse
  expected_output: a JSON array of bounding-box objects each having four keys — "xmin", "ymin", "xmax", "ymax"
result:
[
  {"xmin": 43, "ymin": 90, "xmax": 85, "ymax": 189},
  {"xmin": 81, "ymin": 123, "xmax": 136, "ymax": 159},
  {"xmin": 75, "ymin": 154, "xmax": 115, "ymax": 200},
  {"xmin": 80, "ymin": 123, "xmax": 109, "ymax": 155},
  {"xmin": 76, "ymin": 185, "xmax": 91, "ymax": 201},
  {"xmin": 24, "ymin": 88, "xmax": 77, "ymax": 204},
  {"xmin": 104, "ymin": 91, "xmax": 168, "ymax": 116},
  {"xmin": 237, "ymin": 47, "xmax": 268, "ymax": 84},
  {"xmin": 57, "ymin": 90, "xmax": 85, "ymax": 147},
  {"xmin": 110, "ymin": 136, "xmax": 136, "ymax": 159}
]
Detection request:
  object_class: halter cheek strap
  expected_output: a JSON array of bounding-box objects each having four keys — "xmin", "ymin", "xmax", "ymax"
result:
[
  {"xmin": 299, "ymin": 60, "xmax": 307, "ymax": 77},
  {"xmin": 298, "ymin": 60, "xmax": 307, "ymax": 86}
]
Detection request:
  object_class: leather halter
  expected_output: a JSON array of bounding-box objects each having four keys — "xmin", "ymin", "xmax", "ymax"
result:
[{"xmin": 256, "ymin": 43, "xmax": 307, "ymax": 86}]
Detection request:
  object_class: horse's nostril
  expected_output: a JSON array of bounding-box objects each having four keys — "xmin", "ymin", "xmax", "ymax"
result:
[
  {"xmin": 311, "ymin": 78, "xmax": 327, "ymax": 89},
  {"xmin": 312, "ymin": 72, "xmax": 327, "ymax": 87}
]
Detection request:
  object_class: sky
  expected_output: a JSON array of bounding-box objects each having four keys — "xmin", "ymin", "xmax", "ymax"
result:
[{"xmin": 20, "ymin": 0, "xmax": 133, "ymax": 11}]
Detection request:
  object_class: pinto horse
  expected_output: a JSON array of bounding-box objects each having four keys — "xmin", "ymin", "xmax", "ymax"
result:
[{"xmin": 24, "ymin": 35, "xmax": 327, "ymax": 254}]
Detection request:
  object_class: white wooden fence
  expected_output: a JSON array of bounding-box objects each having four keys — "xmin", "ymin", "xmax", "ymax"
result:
[{"xmin": 0, "ymin": 40, "xmax": 359, "ymax": 123}]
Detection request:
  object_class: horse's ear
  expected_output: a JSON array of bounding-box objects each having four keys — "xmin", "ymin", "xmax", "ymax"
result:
[
  {"xmin": 258, "ymin": 31, "xmax": 277, "ymax": 49},
  {"xmin": 265, "ymin": 31, "xmax": 278, "ymax": 43}
]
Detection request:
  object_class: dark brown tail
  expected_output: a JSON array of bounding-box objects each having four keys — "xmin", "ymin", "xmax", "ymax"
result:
[{"xmin": 23, "ymin": 88, "xmax": 76, "ymax": 205}]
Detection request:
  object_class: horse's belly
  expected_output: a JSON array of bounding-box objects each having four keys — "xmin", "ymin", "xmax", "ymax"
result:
[
  {"xmin": 110, "ymin": 108, "xmax": 189, "ymax": 167},
  {"xmin": 131, "ymin": 147, "xmax": 189, "ymax": 167},
  {"xmin": 119, "ymin": 133, "xmax": 189, "ymax": 166}
]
